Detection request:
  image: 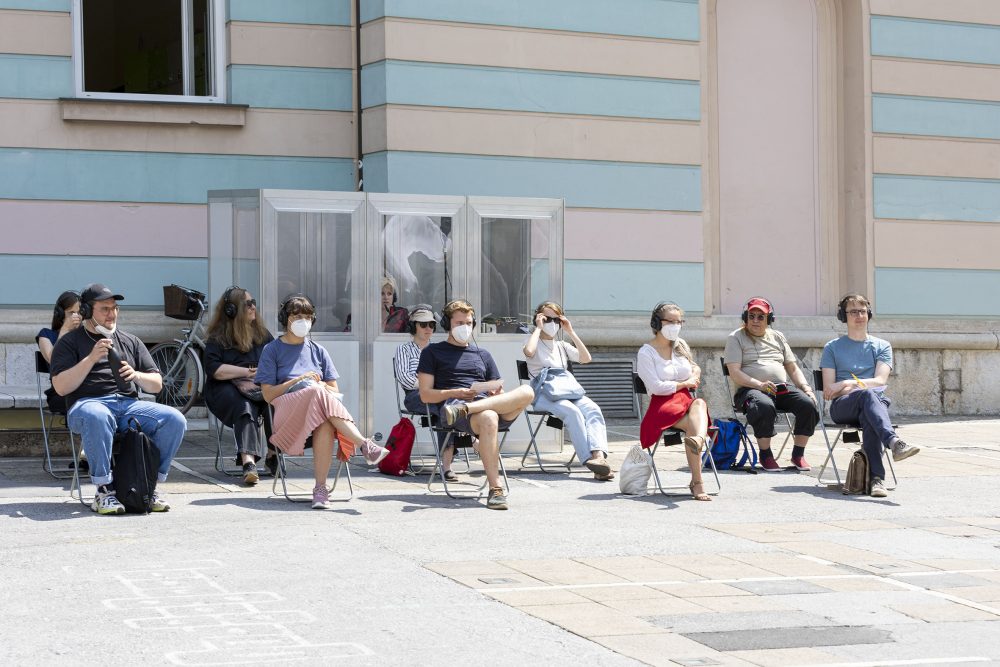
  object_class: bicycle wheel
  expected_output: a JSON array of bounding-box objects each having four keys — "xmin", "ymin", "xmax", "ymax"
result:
[{"xmin": 149, "ymin": 342, "xmax": 203, "ymax": 414}]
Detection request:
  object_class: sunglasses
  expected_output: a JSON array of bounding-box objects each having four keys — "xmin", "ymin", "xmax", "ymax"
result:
[
  {"xmin": 416, "ymin": 321, "xmax": 436, "ymax": 329},
  {"xmin": 543, "ymin": 316, "xmax": 561, "ymax": 324},
  {"xmin": 245, "ymin": 299, "xmax": 257, "ymax": 308}
]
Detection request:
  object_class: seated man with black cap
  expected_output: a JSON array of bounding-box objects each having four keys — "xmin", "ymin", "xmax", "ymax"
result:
[
  {"xmin": 725, "ymin": 297, "xmax": 819, "ymax": 472},
  {"xmin": 50, "ymin": 284, "xmax": 187, "ymax": 515}
]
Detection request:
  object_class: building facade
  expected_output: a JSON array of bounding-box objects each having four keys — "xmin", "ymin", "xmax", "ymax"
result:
[{"xmin": 1, "ymin": 0, "xmax": 998, "ymax": 414}]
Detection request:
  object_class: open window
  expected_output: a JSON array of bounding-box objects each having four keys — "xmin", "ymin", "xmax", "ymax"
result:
[{"xmin": 73, "ymin": 0, "xmax": 226, "ymax": 103}]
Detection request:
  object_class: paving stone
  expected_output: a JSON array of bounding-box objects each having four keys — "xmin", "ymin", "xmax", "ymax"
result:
[
  {"xmin": 592, "ymin": 633, "xmax": 754, "ymax": 667},
  {"xmin": 888, "ymin": 601, "xmax": 1000, "ymax": 622},
  {"xmin": 910, "ymin": 558, "xmax": 998, "ymax": 570},
  {"xmin": 425, "ymin": 560, "xmax": 526, "ymax": 577},
  {"xmin": 898, "ymin": 572, "xmax": 997, "ymax": 590},
  {"xmin": 501, "ymin": 558, "xmax": 628, "ymax": 585},
  {"xmin": 811, "ymin": 577, "xmax": 904, "ymax": 593},
  {"xmin": 727, "ymin": 646, "xmax": 842, "ymax": 666},
  {"xmin": 775, "ymin": 590, "xmax": 927, "ymax": 627},
  {"xmin": 720, "ymin": 552, "xmax": 843, "ymax": 578},
  {"xmin": 730, "ymin": 579, "xmax": 831, "ymax": 596},
  {"xmin": 682, "ymin": 625, "xmax": 893, "ymax": 651},
  {"xmin": 601, "ymin": 596, "xmax": 711, "ymax": 616},
  {"xmin": 486, "ymin": 587, "xmax": 591, "ymax": 606},
  {"xmin": 691, "ymin": 595, "xmax": 794, "ymax": 613},
  {"xmin": 526, "ymin": 602, "xmax": 664, "ymax": 637},
  {"xmin": 576, "ymin": 556, "xmax": 702, "ymax": 583},
  {"xmin": 942, "ymin": 585, "xmax": 1000, "ymax": 603},
  {"xmin": 889, "ymin": 517, "xmax": 961, "ymax": 529},
  {"xmin": 650, "ymin": 582, "xmax": 754, "ymax": 598},
  {"xmin": 644, "ymin": 610, "xmax": 833, "ymax": 634},
  {"xmin": 574, "ymin": 585, "xmax": 684, "ymax": 603},
  {"xmin": 650, "ymin": 554, "xmax": 778, "ymax": 580},
  {"xmin": 447, "ymin": 573, "xmax": 547, "ymax": 589}
]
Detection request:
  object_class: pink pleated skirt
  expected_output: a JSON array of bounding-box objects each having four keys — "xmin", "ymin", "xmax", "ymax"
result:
[{"xmin": 270, "ymin": 384, "xmax": 354, "ymax": 458}]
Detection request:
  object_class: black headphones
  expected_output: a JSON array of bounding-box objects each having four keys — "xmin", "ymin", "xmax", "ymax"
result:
[
  {"xmin": 837, "ymin": 295, "xmax": 873, "ymax": 323},
  {"xmin": 278, "ymin": 293, "xmax": 316, "ymax": 328},
  {"xmin": 440, "ymin": 300, "xmax": 476, "ymax": 332},
  {"xmin": 741, "ymin": 297, "xmax": 775, "ymax": 325},
  {"xmin": 407, "ymin": 304, "xmax": 436, "ymax": 335},
  {"xmin": 222, "ymin": 285, "xmax": 242, "ymax": 319},
  {"xmin": 79, "ymin": 295, "xmax": 93, "ymax": 320},
  {"xmin": 649, "ymin": 301, "xmax": 678, "ymax": 331}
]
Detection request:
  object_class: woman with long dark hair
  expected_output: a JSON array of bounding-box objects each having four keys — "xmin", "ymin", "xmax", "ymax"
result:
[{"xmin": 203, "ymin": 286, "xmax": 274, "ymax": 485}]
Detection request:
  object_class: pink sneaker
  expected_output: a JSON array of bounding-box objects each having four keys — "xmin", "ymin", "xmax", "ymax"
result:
[
  {"xmin": 791, "ymin": 455, "xmax": 811, "ymax": 471},
  {"xmin": 311, "ymin": 485, "xmax": 329, "ymax": 510},
  {"xmin": 361, "ymin": 439, "xmax": 389, "ymax": 466}
]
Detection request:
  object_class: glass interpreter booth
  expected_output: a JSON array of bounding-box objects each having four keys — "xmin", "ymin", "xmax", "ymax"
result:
[{"xmin": 208, "ymin": 190, "xmax": 564, "ymax": 456}]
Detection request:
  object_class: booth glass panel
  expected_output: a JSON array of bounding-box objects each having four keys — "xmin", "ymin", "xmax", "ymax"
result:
[
  {"xmin": 480, "ymin": 217, "xmax": 551, "ymax": 333},
  {"xmin": 275, "ymin": 211, "xmax": 353, "ymax": 333},
  {"xmin": 380, "ymin": 213, "xmax": 454, "ymax": 320},
  {"xmin": 233, "ymin": 201, "xmax": 261, "ymax": 291}
]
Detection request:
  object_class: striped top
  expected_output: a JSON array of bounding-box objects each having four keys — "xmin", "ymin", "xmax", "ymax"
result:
[{"xmin": 393, "ymin": 340, "xmax": 423, "ymax": 390}]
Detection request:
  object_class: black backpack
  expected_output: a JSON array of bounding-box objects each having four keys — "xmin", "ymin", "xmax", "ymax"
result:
[{"xmin": 112, "ymin": 419, "xmax": 160, "ymax": 514}]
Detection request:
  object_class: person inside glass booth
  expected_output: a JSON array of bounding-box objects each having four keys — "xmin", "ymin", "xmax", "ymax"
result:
[{"xmin": 380, "ymin": 275, "xmax": 409, "ymax": 333}]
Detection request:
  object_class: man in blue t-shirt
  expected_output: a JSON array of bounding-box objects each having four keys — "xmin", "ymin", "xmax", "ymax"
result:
[
  {"xmin": 820, "ymin": 294, "xmax": 920, "ymax": 498},
  {"xmin": 417, "ymin": 299, "xmax": 533, "ymax": 510}
]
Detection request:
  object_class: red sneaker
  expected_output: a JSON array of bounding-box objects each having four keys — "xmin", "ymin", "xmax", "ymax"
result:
[
  {"xmin": 759, "ymin": 457, "xmax": 781, "ymax": 472},
  {"xmin": 791, "ymin": 455, "xmax": 811, "ymax": 471}
]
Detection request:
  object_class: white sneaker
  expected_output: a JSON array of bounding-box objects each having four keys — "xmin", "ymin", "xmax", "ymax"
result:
[
  {"xmin": 92, "ymin": 489, "xmax": 126, "ymax": 515},
  {"xmin": 150, "ymin": 490, "xmax": 170, "ymax": 512},
  {"xmin": 891, "ymin": 439, "xmax": 920, "ymax": 462}
]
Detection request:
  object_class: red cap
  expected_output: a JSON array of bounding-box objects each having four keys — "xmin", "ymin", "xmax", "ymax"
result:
[{"xmin": 746, "ymin": 298, "xmax": 771, "ymax": 314}]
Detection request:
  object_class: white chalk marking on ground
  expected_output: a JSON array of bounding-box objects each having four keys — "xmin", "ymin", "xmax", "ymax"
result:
[
  {"xmin": 794, "ymin": 658, "xmax": 989, "ymax": 667},
  {"xmin": 797, "ymin": 554, "xmax": 836, "ymax": 565},
  {"xmin": 512, "ymin": 477, "xmax": 550, "ymax": 488}
]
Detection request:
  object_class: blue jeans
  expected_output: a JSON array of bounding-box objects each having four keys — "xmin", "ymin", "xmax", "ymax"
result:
[
  {"xmin": 829, "ymin": 388, "xmax": 896, "ymax": 480},
  {"xmin": 531, "ymin": 394, "xmax": 608, "ymax": 462},
  {"xmin": 67, "ymin": 396, "xmax": 187, "ymax": 486}
]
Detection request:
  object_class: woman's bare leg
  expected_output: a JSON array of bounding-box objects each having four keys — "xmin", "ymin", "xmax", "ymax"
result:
[
  {"xmin": 311, "ymin": 421, "xmax": 336, "ymax": 487},
  {"xmin": 672, "ymin": 398, "xmax": 710, "ymax": 489}
]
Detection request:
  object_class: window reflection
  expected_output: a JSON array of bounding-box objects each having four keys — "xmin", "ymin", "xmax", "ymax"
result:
[
  {"xmin": 382, "ymin": 214, "xmax": 453, "ymax": 313},
  {"xmin": 481, "ymin": 218, "xmax": 549, "ymax": 333}
]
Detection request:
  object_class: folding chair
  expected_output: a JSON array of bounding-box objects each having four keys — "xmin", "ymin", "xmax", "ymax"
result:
[
  {"xmin": 36, "ymin": 351, "xmax": 77, "ymax": 479},
  {"xmin": 632, "ymin": 373, "xmax": 721, "ymax": 496},
  {"xmin": 812, "ymin": 370, "xmax": 896, "ymax": 489},
  {"xmin": 393, "ymin": 382, "xmax": 470, "ymax": 474},
  {"xmin": 425, "ymin": 402, "xmax": 510, "ymax": 499},
  {"xmin": 719, "ymin": 358, "xmax": 795, "ymax": 459},
  {"xmin": 515, "ymin": 360, "xmax": 575, "ymax": 473},
  {"xmin": 267, "ymin": 408, "xmax": 352, "ymax": 502},
  {"xmin": 211, "ymin": 409, "xmax": 274, "ymax": 479}
]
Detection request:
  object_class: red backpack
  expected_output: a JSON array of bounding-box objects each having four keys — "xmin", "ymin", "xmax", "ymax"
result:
[{"xmin": 378, "ymin": 418, "xmax": 416, "ymax": 476}]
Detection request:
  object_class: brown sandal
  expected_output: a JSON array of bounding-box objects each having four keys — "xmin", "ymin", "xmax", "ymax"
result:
[
  {"xmin": 683, "ymin": 435, "xmax": 705, "ymax": 456},
  {"xmin": 689, "ymin": 480, "xmax": 712, "ymax": 501}
]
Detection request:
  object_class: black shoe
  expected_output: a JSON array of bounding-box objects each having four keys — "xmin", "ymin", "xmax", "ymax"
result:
[
  {"xmin": 264, "ymin": 454, "xmax": 278, "ymax": 477},
  {"xmin": 242, "ymin": 462, "xmax": 259, "ymax": 486}
]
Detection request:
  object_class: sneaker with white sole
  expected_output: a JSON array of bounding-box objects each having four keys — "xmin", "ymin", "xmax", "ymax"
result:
[
  {"xmin": 151, "ymin": 490, "xmax": 170, "ymax": 512},
  {"xmin": 311, "ymin": 485, "xmax": 329, "ymax": 510},
  {"xmin": 442, "ymin": 401, "xmax": 469, "ymax": 427},
  {"xmin": 360, "ymin": 439, "xmax": 389, "ymax": 466},
  {"xmin": 891, "ymin": 439, "xmax": 920, "ymax": 462},
  {"xmin": 791, "ymin": 455, "xmax": 811, "ymax": 471},
  {"xmin": 242, "ymin": 462, "xmax": 259, "ymax": 486},
  {"xmin": 759, "ymin": 456, "xmax": 781, "ymax": 472},
  {"xmin": 870, "ymin": 477, "xmax": 888, "ymax": 498},
  {"xmin": 92, "ymin": 488, "xmax": 125, "ymax": 515},
  {"xmin": 487, "ymin": 486, "xmax": 508, "ymax": 510}
]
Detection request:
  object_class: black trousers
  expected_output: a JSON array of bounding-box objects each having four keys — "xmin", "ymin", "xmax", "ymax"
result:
[{"xmin": 734, "ymin": 387, "xmax": 819, "ymax": 440}]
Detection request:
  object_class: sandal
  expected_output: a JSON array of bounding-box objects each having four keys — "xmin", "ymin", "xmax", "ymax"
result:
[
  {"xmin": 689, "ymin": 480, "xmax": 712, "ymax": 501},
  {"xmin": 683, "ymin": 436, "xmax": 705, "ymax": 456},
  {"xmin": 594, "ymin": 471, "xmax": 615, "ymax": 481},
  {"xmin": 443, "ymin": 469, "xmax": 458, "ymax": 482}
]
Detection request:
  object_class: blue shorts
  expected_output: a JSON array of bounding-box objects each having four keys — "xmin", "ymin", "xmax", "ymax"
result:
[{"xmin": 442, "ymin": 398, "xmax": 514, "ymax": 438}]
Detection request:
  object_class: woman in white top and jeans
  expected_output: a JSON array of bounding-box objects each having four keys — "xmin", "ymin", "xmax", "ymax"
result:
[
  {"xmin": 523, "ymin": 301, "xmax": 613, "ymax": 480},
  {"xmin": 637, "ymin": 302, "xmax": 711, "ymax": 501}
]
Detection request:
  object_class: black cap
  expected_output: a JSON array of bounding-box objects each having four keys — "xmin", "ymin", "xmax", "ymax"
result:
[{"xmin": 81, "ymin": 283, "xmax": 124, "ymax": 303}]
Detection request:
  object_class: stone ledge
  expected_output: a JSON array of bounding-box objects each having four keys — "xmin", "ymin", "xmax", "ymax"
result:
[{"xmin": 60, "ymin": 98, "xmax": 248, "ymax": 126}]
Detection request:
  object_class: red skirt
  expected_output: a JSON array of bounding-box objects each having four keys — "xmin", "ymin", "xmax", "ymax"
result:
[{"xmin": 639, "ymin": 389, "xmax": 709, "ymax": 448}]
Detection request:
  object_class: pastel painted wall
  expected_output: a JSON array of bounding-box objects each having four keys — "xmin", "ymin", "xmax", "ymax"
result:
[
  {"xmin": 360, "ymin": 0, "xmax": 705, "ymax": 313},
  {"xmin": 0, "ymin": 0, "xmax": 357, "ymax": 308},
  {"xmin": 715, "ymin": 0, "xmax": 821, "ymax": 315},
  {"xmin": 869, "ymin": 0, "xmax": 1000, "ymax": 316}
]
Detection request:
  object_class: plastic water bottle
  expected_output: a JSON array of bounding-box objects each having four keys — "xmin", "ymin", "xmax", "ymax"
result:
[{"xmin": 106, "ymin": 344, "xmax": 132, "ymax": 393}]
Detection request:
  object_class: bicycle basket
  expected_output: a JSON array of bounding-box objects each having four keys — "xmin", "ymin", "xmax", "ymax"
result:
[{"xmin": 163, "ymin": 284, "xmax": 206, "ymax": 321}]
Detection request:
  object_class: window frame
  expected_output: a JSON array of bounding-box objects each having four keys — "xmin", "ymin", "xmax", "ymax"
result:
[{"xmin": 71, "ymin": 0, "xmax": 227, "ymax": 104}]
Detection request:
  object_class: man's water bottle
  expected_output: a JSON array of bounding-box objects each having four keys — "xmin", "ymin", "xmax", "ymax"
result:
[{"xmin": 106, "ymin": 343, "xmax": 132, "ymax": 393}]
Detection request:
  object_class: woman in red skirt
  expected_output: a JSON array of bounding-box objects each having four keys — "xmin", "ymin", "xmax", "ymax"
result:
[
  {"xmin": 257, "ymin": 294, "xmax": 388, "ymax": 509},
  {"xmin": 637, "ymin": 302, "xmax": 712, "ymax": 501}
]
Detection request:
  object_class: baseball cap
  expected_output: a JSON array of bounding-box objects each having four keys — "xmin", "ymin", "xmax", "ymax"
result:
[
  {"xmin": 746, "ymin": 297, "xmax": 771, "ymax": 313},
  {"xmin": 409, "ymin": 306, "xmax": 435, "ymax": 323},
  {"xmin": 81, "ymin": 283, "xmax": 124, "ymax": 303}
]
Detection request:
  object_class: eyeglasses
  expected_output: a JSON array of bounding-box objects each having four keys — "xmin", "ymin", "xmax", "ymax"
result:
[
  {"xmin": 660, "ymin": 319, "xmax": 685, "ymax": 325},
  {"xmin": 543, "ymin": 316, "xmax": 561, "ymax": 324},
  {"xmin": 417, "ymin": 321, "xmax": 436, "ymax": 329},
  {"xmin": 846, "ymin": 309, "xmax": 868, "ymax": 317},
  {"xmin": 245, "ymin": 299, "xmax": 257, "ymax": 308},
  {"xmin": 747, "ymin": 312, "xmax": 768, "ymax": 322}
]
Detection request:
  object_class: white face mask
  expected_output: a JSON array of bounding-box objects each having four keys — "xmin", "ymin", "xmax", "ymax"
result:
[
  {"xmin": 542, "ymin": 321, "xmax": 560, "ymax": 337},
  {"xmin": 451, "ymin": 323, "xmax": 472, "ymax": 344},
  {"xmin": 661, "ymin": 323, "xmax": 682, "ymax": 341},
  {"xmin": 94, "ymin": 322, "xmax": 116, "ymax": 337},
  {"xmin": 289, "ymin": 319, "xmax": 312, "ymax": 337}
]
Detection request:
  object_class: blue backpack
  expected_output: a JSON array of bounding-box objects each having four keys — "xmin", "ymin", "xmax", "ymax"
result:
[{"xmin": 704, "ymin": 418, "xmax": 758, "ymax": 473}]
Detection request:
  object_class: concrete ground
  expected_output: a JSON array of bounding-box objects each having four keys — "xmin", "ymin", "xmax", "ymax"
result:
[{"xmin": 1, "ymin": 415, "xmax": 999, "ymax": 667}]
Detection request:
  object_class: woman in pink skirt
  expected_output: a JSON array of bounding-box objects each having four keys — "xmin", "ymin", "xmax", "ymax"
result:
[
  {"xmin": 637, "ymin": 302, "xmax": 712, "ymax": 501},
  {"xmin": 256, "ymin": 294, "xmax": 388, "ymax": 509}
]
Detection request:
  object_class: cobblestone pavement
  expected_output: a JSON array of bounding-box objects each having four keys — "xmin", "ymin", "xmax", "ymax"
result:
[{"xmin": 1, "ymin": 416, "xmax": 998, "ymax": 666}]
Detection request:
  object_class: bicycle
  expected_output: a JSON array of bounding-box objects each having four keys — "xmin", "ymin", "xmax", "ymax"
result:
[{"xmin": 149, "ymin": 284, "xmax": 208, "ymax": 415}]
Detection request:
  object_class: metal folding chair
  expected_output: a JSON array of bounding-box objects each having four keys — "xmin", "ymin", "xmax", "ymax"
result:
[
  {"xmin": 211, "ymin": 409, "xmax": 274, "ymax": 479},
  {"xmin": 267, "ymin": 408, "xmax": 353, "ymax": 502},
  {"xmin": 515, "ymin": 360, "xmax": 575, "ymax": 473},
  {"xmin": 632, "ymin": 373, "xmax": 721, "ymax": 496},
  {"xmin": 425, "ymin": 402, "xmax": 510, "ymax": 499},
  {"xmin": 394, "ymin": 382, "xmax": 470, "ymax": 474},
  {"xmin": 36, "ymin": 351, "xmax": 79, "ymax": 480},
  {"xmin": 719, "ymin": 358, "xmax": 795, "ymax": 460},
  {"xmin": 812, "ymin": 370, "xmax": 896, "ymax": 489}
]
